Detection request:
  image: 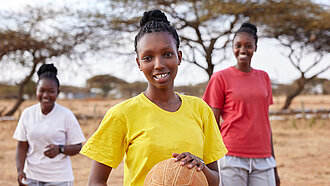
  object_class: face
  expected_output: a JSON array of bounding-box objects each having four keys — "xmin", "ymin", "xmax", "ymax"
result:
[
  {"xmin": 232, "ymin": 32, "xmax": 257, "ymax": 67},
  {"xmin": 136, "ymin": 32, "xmax": 182, "ymax": 90},
  {"xmin": 36, "ymin": 78, "xmax": 59, "ymax": 113}
]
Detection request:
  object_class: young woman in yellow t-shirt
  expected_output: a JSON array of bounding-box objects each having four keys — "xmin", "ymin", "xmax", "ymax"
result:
[{"xmin": 80, "ymin": 9, "xmax": 227, "ymax": 186}]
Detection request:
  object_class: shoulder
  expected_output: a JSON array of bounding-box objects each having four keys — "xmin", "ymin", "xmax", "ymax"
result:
[
  {"xmin": 253, "ymin": 69, "xmax": 269, "ymax": 76},
  {"xmin": 212, "ymin": 67, "xmax": 233, "ymax": 76},
  {"xmin": 105, "ymin": 94, "xmax": 144, "ymax": 116},
  {"xmin": 55, "ymin": 103, "xmax": 74, "ymax": 114},
  {"xmin": 21, "ymin": 103, "xmax": 39, "ymax": 115},
  {"xmin": 180, "ymin": 94, "xmax": 210, "ymax": 110}
]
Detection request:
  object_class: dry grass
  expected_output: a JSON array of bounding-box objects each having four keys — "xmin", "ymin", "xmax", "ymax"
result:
[{"xmin": 0, "ymin": 95, "xmax": 329, "ymax": 185}]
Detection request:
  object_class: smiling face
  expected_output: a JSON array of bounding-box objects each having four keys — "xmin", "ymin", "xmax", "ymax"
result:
[
  {"xmin": 233, "ymin": 32, "xmax": 257, "ymax": 70},
  {"xmin": 136, "ymin": 31, "xmax": 182, "ymax": 90},
  {"xmin": 36, "ymin": 78, "xmax": 59, "ymax": 114}
]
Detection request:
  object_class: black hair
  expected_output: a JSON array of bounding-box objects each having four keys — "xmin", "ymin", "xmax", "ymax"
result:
[
  {"xmin": 37, "ymin": 63, "xmax": 60, "ymax": 88},
  {"xmin": 134, "ymin": 9, "xmax": 180, "ymax": 52},
  {"xmin": 234, "ymin": 22, "xmax": 258, "ymax": 45}
]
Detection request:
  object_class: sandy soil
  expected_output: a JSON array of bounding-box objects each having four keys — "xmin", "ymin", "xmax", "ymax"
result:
[{"xmin": 0, "ymin": 95, "xmax": 329, "ymax": 186}]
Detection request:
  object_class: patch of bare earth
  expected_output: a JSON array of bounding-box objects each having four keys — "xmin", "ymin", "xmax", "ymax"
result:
[{"xmin": 1, "ymin": 95, "xmax": 329, "ymax": 185}]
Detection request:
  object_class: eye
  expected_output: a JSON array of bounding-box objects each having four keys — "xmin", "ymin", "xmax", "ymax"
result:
[
  {"xmin": 246, "ymin": 44, "xmax": 252, "ymax": 49},
  {"xmin": 164, "ymin": 52, "xmax": 173, "ymax": 58},
  {"xmin": 142, "ymin": 56, "xmax": 152, "ymax": 61},
  {"xmin": 234, "ymin": 44, "xmax": 241, "ymax": 48}
]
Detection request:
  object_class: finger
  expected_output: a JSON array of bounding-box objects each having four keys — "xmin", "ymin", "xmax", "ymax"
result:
[
  {"xmin": 181, "ymin": 154, "xmax": 194, "ymax": 165},
  {"xmin": 187, "ymin": 158, "xmax": 199, "ymax": 169},
  {"xmin": 172, "ymin": 153, "xmax": 180, "ymax": 158},
  {"xmin": 174, "ymin": 152, "xmax": 189, "ymax": 161}
]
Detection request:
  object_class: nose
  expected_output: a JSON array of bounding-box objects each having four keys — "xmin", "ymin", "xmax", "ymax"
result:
[
  {"xmin": 42, "ymin": 91, "xmax": 49, "ymax": 98},
  {"xmin": 154, "ymin": 56, "xmax": 165, "ymax": 70},
  {"xmin": 239, "ymin": 46, "xmax": 247, "ymax": 53}
]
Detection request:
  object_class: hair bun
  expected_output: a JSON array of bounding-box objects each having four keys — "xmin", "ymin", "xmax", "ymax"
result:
[
  {"xmin": 37, "ymin": 64, "xmax": 57, "ymax": 77},
  {"xmin": 140, "ymin": 9, "xmax": 170, "ymax": 27},
  {"xmin": 240, "ymin": 22, "xmax": 257, "ymax": 34}
]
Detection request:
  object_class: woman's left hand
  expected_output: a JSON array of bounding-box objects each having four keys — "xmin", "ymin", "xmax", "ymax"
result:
[
  {"xmin": 172, "ymin": 152, "xmax": 205, "ymax": 171},
  {"xmin": 44, "ymin": 144, "xmax": 60, "ymax": 158}
]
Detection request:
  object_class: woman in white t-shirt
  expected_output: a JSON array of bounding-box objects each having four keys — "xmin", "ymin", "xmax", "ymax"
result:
[{"xmin": 13, "ymin": 64, "xmax": 86, "ymax": 186}]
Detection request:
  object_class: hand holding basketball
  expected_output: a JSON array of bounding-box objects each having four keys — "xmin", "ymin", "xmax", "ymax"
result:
[
  {"xmin": 144, "ymin": 158, "xmax": 208, "ymax": 186},
  {"xmin": 172, "ymin": 152, "xmax": 205, "ymax": 171}
]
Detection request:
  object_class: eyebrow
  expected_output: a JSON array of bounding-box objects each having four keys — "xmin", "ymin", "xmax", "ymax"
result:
[{"xmin": 140, "ymin": 46, "xmax": 174, "ymax": 53}]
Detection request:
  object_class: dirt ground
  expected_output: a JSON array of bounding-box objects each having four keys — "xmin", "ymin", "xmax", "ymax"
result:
[{"xmin": 0, "ymin": 95, "xmax": 329, "ymax": 186}]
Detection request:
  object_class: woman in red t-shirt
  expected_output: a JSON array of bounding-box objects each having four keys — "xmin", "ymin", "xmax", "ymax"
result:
[{"xmin": 203, "ymin": 23, "xmax": 280, "ymax": 186}]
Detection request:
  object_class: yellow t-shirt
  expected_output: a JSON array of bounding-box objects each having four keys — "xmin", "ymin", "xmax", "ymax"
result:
[{"xmin": 80, "ymin": 93, "xmax": 227, "ymax": 186}]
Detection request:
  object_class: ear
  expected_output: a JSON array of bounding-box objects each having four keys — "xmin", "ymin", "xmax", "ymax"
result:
[
  {"xmin": 136, "ymin": 57, "xmax": 142, "ymax": 71},
  {"xmin": 177, "ymin": 50, "xmax": 182, "ymax": 66}
]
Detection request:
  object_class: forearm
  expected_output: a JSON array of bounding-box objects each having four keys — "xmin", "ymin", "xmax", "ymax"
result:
[
  {"xmin": 61, "ymin": 143, "xmax": 82, "ymax": 156},
  {"xmin": 16, "ymin": 141, "xmax": 28, "ymax": 173},
  {"xmin": 203, "ymin": 166, "xmax": 219, "ymax": 186}
]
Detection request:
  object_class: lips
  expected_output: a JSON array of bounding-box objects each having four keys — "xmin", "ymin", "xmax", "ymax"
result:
[{"xmin": 154, "ymin": 72, "xmax": 169, "ymax": 80}]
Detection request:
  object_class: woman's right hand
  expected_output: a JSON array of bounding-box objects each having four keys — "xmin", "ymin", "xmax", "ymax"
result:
[{"xmin": 17, "ymin": 171, "xmax": 27, "ymax": 186}]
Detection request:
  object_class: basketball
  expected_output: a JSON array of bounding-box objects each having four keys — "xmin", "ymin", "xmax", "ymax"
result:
[{"xmin": 144, "ymin": 158, "xmax": 208, "ymax": 186}]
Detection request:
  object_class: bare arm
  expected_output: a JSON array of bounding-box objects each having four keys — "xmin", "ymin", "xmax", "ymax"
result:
[
  {"xmin": 203, "ymin": 161, "xmax": 220, "ymax": 186},
  {"xmin": 16, "ymin": 141, "xmax": 29, "ymax": 185},
  {"xmin": 271, "ymin": 132, "xmax": 281, "ymax": 186},
  {"xmin": 44, "ymin": 143, "xmax": 82, "ymax": 158},
  {"xmin": 211, "ymin": 107, "xmax": 221, "ymax": 129},
  {"xmin": 88, "ymin": 160, "xmax": 112, "ymax": 186}
]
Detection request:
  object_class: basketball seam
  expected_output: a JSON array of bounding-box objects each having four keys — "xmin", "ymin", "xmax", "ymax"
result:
[
  {"xmin": 163, "ymin": 159, "xmax": 170, "ymax": 185},
  {"xmin": 173, "ymin": 161, "xmax": 182, "ymax": 185}
]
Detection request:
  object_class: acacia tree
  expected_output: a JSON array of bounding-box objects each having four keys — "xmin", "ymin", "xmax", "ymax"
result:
[
  {"xmin": 250, "ymin": 0, "xmax": 330, "ymax": 109},
  {"xmin": 100, "ymin": 0, "xmax": 270, "ymax": 79},
  {"xmin": 105, "ymin": 0, "xmax": 329, "ymax": 109},
  {"xmin": 0, "ymin": 6, "xmax": 100, "ymax": 116}
]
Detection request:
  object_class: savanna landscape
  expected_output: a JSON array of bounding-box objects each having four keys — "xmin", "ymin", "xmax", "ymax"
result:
[{"xmin": 0, "ymin": 95, "xmax": 329, "ymax": 186}]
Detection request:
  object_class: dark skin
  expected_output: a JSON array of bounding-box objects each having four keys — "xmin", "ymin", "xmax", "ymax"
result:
[
  {"xmin": 209, "ymin": 32, "xmax": 280, "ymax": 186},
  {"xmin": 87, "ymin": 32, "xmax": 220, "ymax": 186},
  {"xmin": 15, "ymin": 78, "xmax": 82, "ymax": 185}
]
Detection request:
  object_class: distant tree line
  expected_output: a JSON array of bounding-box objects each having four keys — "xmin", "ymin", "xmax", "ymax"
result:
[
  {"xmin": 1, "ymin": 75, "xmax": 329, "ymax": 101},
  {"xmin": 0, "ymin": 0, "xmax": 329, "ymax": 115}
]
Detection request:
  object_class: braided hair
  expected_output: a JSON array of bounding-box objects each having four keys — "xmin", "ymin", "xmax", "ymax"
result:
[
  {"xmin": 234, "ymin": 23, "xmax": 258, "ymax": 45},
  {"xmin": 134, "ymin": 9, "xmax": 180, "ymax": 52},
  {"xmin": 37, "ymin": 64, "xmax": 60, "ymax": 88}
]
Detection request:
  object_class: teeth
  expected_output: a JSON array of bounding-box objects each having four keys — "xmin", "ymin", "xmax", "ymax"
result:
[
  {"xmin": 155, "ymin": 73, "xmax": 168, "ymax": 79},
  {"xmin": 239, "ymin": 54, "xmax": 247, "ymax": 57}
]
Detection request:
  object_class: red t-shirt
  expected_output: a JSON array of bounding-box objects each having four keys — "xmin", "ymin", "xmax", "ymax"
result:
[{"xmin": 203, "ymin": 66, "xmax": 273, "ymax": 158}]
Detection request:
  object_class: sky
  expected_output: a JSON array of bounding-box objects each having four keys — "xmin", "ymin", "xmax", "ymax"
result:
[{"xmin": 0, "ymin": 0, "xmax": 329, "ymax": 87}]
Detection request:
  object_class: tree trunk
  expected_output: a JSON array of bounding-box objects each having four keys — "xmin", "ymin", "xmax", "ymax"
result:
[
  {"xmin": 281, "ymin": 76, "xmax": 311, "ymax": 110},
  {"xmin": 5, "ymin": 62, "xmax": 39, "ymax": 116}
]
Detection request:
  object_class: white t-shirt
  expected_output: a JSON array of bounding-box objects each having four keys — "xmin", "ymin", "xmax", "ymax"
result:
[{"xmin": 13, "ymin": 102, "xmax": 86, "ymax": 182}]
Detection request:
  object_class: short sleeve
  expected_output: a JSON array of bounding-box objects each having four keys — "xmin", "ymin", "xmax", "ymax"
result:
[
  {"xmin": 13, "ymin": 109, "xmax": 28, "ymax": 141},
  {"xmin": 201, "ymin": 102, "xmax": 227, "ymax": 164},
  {"xmin": 65, "ymin": 112, "xmax": 85, "ymax": 145},
  {"xmin": 80, "ymin": 108, "xmax": 128, "ymax": 169},
  {"xmin": 203, "ymin": 73, "xmax": 226, "ymax": 109}
]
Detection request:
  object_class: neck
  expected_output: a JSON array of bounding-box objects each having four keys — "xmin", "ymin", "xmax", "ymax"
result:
[
  {"xmin": 235, "ymin": 64, "xmax": 252, "ymax": 73},
  {"xmin": 41, "ymin": 104, "xmax": 55, "ymax": 115},
  {"xmin": 144, "ymin": 87, "xmax": 177, "ymax": 103},
  {"xmin": 144, "ymin": 86, "xmax": 181, "ymax": 112}
]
